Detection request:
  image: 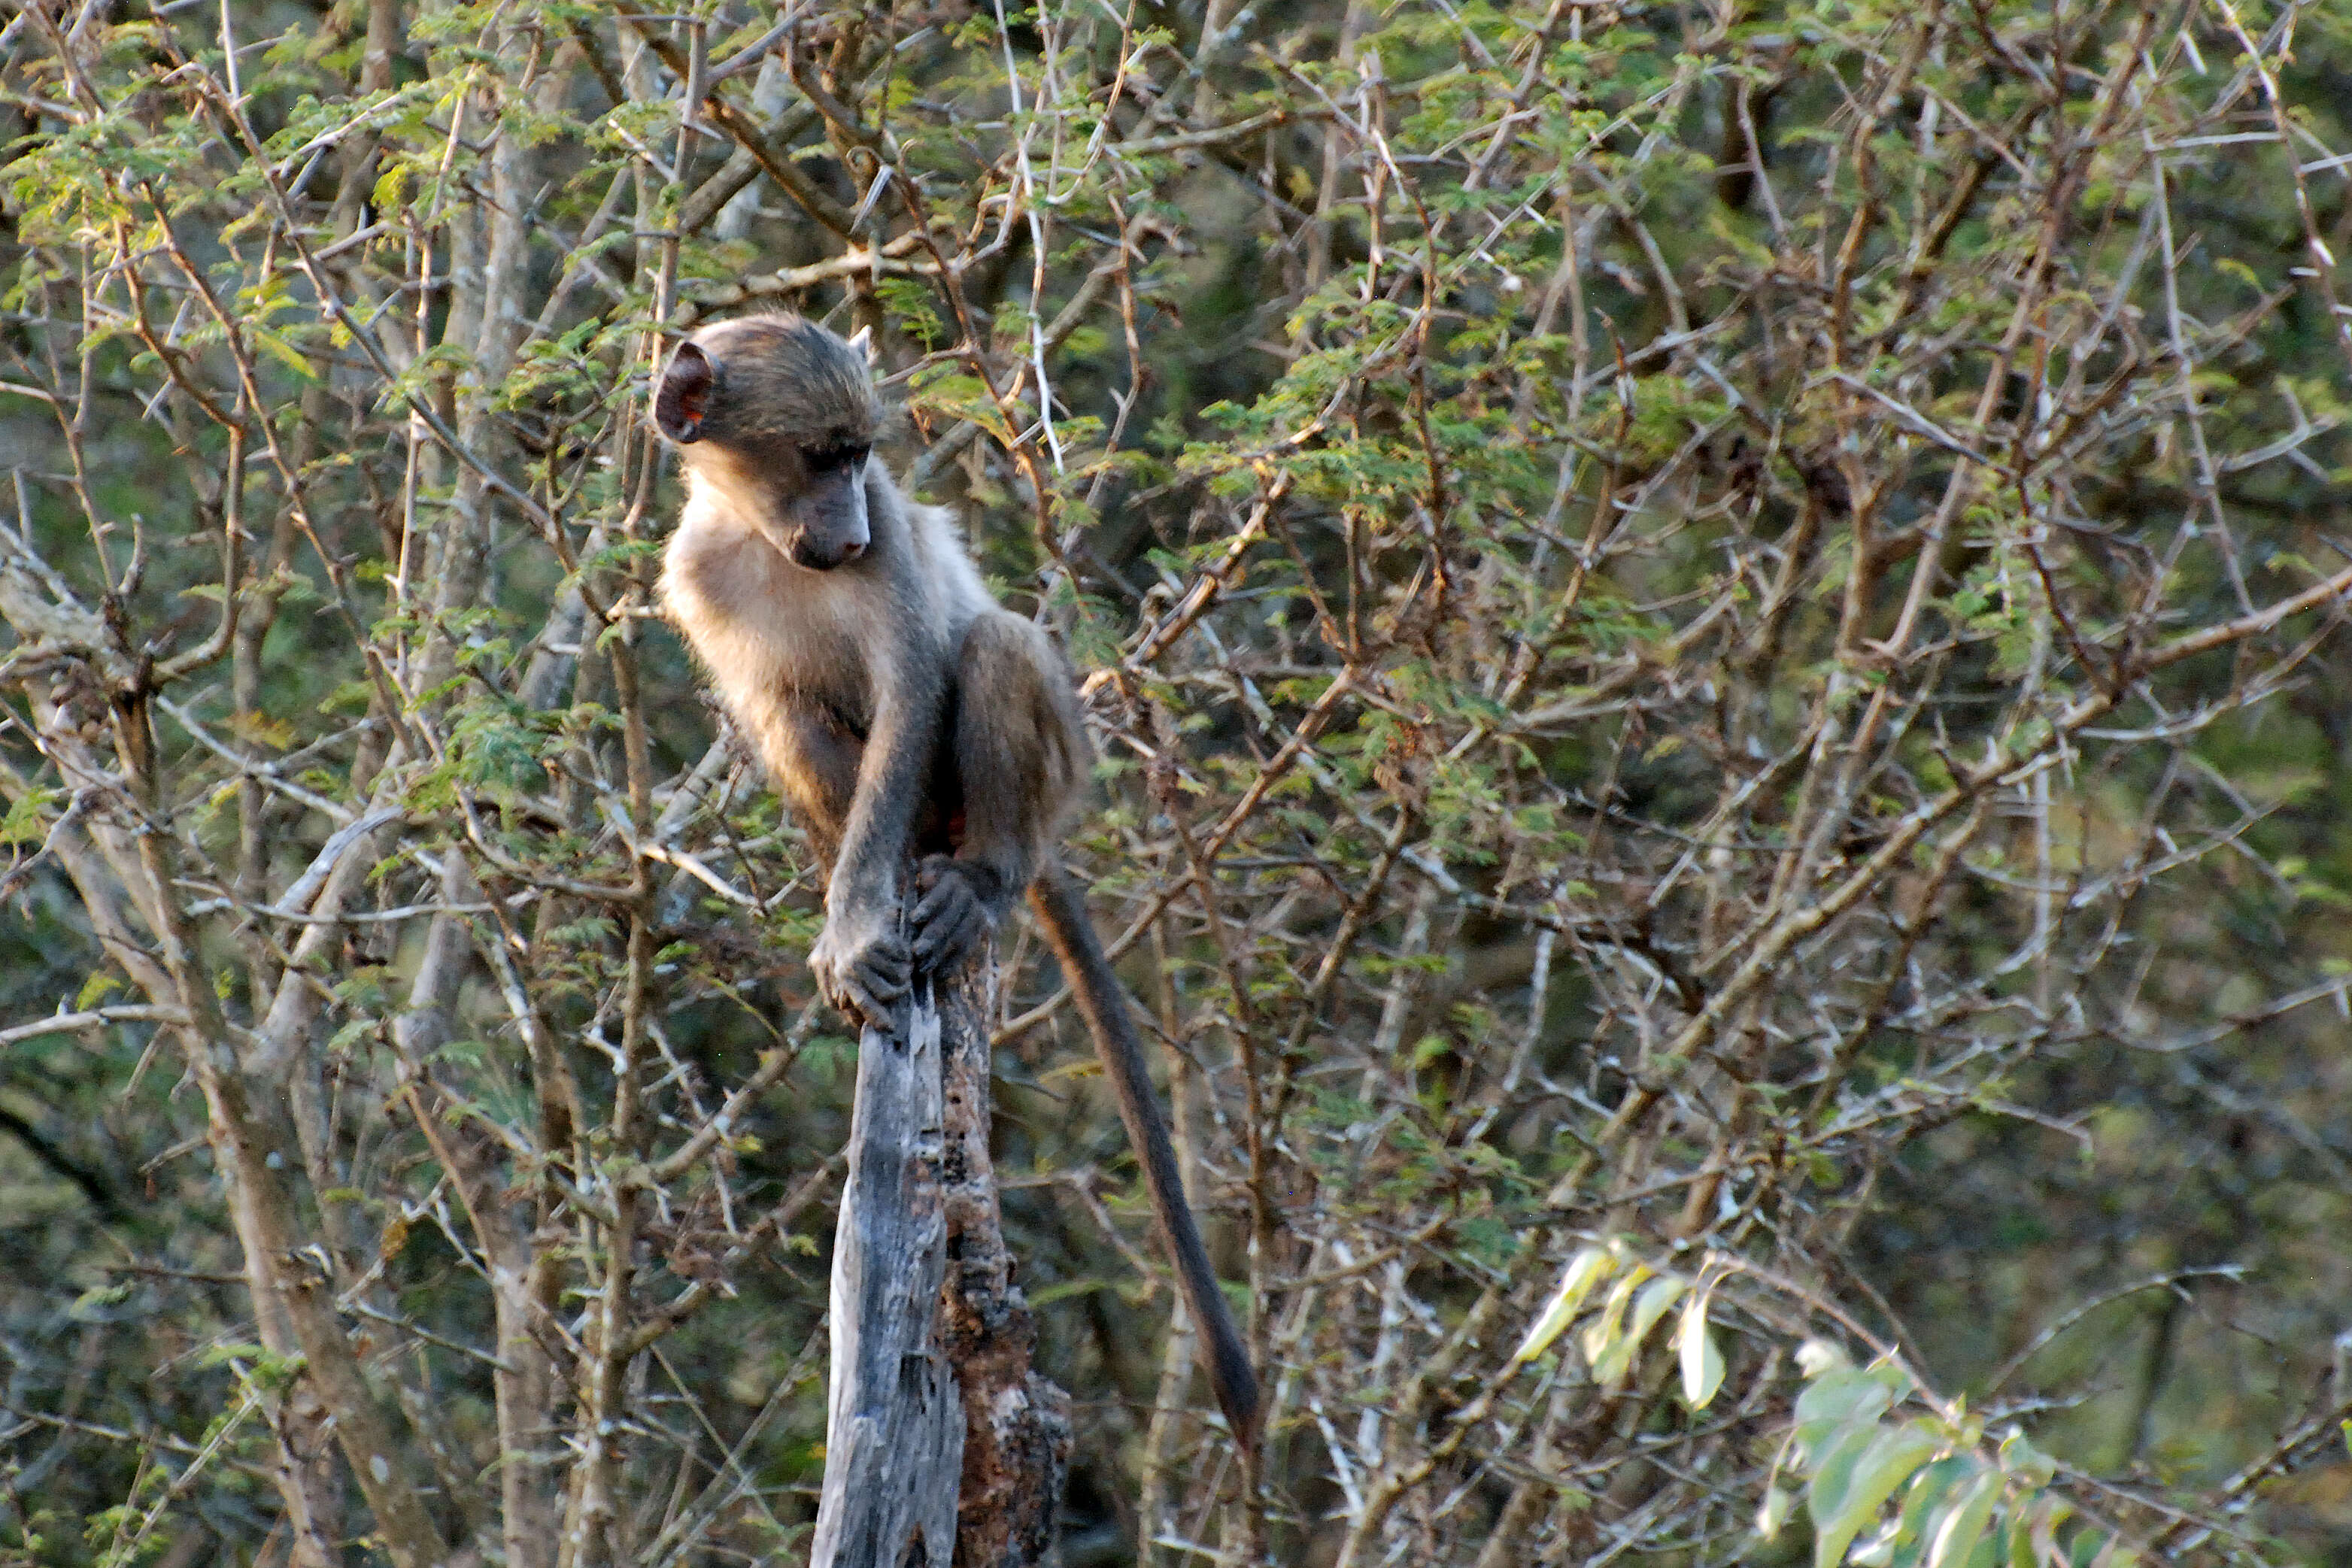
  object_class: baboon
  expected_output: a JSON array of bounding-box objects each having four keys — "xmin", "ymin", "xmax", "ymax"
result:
[{"xmin": 657, "ymin": 314, "xmax": 1259, "ymax": 1449}]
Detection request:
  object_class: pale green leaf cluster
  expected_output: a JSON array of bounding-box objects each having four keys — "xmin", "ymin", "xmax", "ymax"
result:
[
  {"xmin": 1765, "ymin": 1348, "xmax": 2138, "ymax": 1568},
  {"xmin": 1513, "ymin": 1239, "xmax": 1722, "ymax": 1411}
]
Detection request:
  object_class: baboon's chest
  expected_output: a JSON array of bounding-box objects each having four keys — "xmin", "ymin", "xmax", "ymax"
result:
[{"xmin": 676, "ymin": 532, "xmax": 878, "ymax": 722}]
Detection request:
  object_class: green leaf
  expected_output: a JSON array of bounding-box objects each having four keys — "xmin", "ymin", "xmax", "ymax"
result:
[
  {"xmin": 1579, "ymin": 1261, "xmax": 1653, "ymax": 1369},
  {"xmin": 1677, "ymin": 1289, "xmax": 1725, "ymax": 1409},
  {"xmin": 1995, "ymin": 1429, "xmax": 2056, "ymax": 1489},
  {"xmin": 1807, "ymin": 1421, "xmax": 1881, "ymax": 1547},
  {"xmin": 1816, "ymin": 1424, "xmax": 1940, "ymax": 1567},
  {"xmin": 69, "ymin": 1283, "xmax": 132, "ymax": 1318},
  {"xmin": 1513, "ymin": 1243, "xmax": 1617, "ymax": 1363},
  {"xmin": 75, "ymin": 970, "xmax": 123, "ymax": 1010},
  {"xmin": 0, "ymin": 784, "xmax": 60, "ymax": 845},
  {"xmin": 1926, "ymin": 1471, "xmax": 2002, "ymax": 1568},
  {"xmin": 1626, "ymin": 1272, "xmax": 1686, "ymax": 1345},
  {"xmin": 1795, "ymin": 1366, "xmax": 1895, "ymax": 1462},
  {"xmin": 1593, "ymin": 1272, "xmax": 1685, "ymax": 1384},
  {"xmin": 252, "ymin": 325, "xmax": 318, "ymax": 379},
  {"xmin": 2083, "ymin": 1536, "xmax": 2138, "ymax": 1568},
  {"xmin": 1895, "ymin": 1458, "xmax": 1974, "ymax": 1562}
]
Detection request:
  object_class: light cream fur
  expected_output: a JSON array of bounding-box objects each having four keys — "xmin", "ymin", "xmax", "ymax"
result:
[{"xmin": 660, "ymin": 451, "xmax": 991, "ymax": 787}]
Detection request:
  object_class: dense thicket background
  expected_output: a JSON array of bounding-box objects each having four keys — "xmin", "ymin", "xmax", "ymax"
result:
[{"xmin": 2, "ymin": 0, "xmax": 2350, "ymax": 1563}]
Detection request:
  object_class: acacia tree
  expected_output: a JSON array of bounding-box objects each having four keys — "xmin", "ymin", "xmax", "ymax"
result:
[{"xmin": 2, "ymin": 0, "xmax": 2350, "ymax": 1563}]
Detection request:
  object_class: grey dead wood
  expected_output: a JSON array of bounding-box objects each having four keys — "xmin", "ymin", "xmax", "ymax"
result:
[
  {"xmin": 937, "ymin": 957, "xmax": 1073, "ymax": 1568},
  {"xmin": 810, "ymin": 981, "xmax": 962, "ymax": 1568},
  {"xmin": 810, "ymin": 946, "xmax": 1071, "ymax": 1568}
]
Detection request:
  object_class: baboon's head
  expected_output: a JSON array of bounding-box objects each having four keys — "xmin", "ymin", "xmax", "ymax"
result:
[{"xmin": 656, "ymin": 314, "xmax": 883, "ymax": 572}]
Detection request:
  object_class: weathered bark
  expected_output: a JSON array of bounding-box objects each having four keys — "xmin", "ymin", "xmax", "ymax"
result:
[
  {"xmin": 811, "ymin": 987, "xmax": 964, "ymax": 1568},
  {"xmin": 812, "ymin": 954, "xmax": 1070, "ymax": 1568},
  {"xmin": 939, "ymin": 960, "xmax": 1073, "ymax": 1568}
]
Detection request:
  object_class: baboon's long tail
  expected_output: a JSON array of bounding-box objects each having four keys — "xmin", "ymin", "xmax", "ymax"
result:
[{"xmin": 1030, "ymin": 866, "xmax": 1262, "ymax": 1452}]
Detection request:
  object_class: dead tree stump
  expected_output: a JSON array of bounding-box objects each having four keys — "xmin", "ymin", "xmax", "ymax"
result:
[
  {"xmin": 938, "ymin": 958, "xmax": 1073, "ymax": 1566},
  {"xmin": 809, "ymin": 988, "xmax": 961, "ymax": 1568},
  {"xmin": 810, "ymin": 950, "xmax": 1070, "ymax": 1568}
]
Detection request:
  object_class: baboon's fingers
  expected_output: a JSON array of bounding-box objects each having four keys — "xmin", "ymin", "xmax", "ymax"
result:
[
  {"xmin": 825, "ymin": 963, "xmax": 903, "ymax": 1028},
  {"xmin": 814, "ymin": 969, "xmax": 858, "ymax": 1019},
  {"xmin": 912, "ymin": 872, "xmax": 987, "ymax": 969},
  {"xmin": 812, "ymin": 920, "xmax": 910, "ymax": 1026},
  {"xmin": 913, "ymin": 911, "xmax": 982, "ymax": 969},
  {"xmin": 845, "ymin": 981, "xmax": 894, "ymax": 1026},
  {"xmin": 857, "ymin": 944, "xmax": 911, "ymax": 997}
]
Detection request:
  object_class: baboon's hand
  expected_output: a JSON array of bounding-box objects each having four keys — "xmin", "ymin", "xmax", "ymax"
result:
[
  {"xmin": 912, "ymin": 856, "xmax": 997, "ymax": 975},
  {"xmin": 809, "ymin": 899, "xmax": 911, "ymax": 1027}
]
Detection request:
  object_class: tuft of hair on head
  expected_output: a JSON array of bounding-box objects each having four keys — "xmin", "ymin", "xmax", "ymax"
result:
[{"xmin": 655, "ymin": 312, "xmax": 882, "ymax": 450}]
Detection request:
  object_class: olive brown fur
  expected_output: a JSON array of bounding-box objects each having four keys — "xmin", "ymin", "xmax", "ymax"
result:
[{"xmin": 656, "ymin": 312, "xmax": 1262, "ymax": 1452}]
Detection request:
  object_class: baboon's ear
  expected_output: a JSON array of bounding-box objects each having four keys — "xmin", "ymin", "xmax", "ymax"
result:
[
  {"xmin": 845, "ymin": 325, "xmax": 875, "ymax": 368},
  {"xmin": 655, "ymin": 341, "xmax": 715, "ymax": 443}
]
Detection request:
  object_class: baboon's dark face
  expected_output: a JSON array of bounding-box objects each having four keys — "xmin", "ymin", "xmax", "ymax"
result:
[
  {"xmin": 771, "ymin": 439, "xmax": 871, "ymax": 571},
  {"xmin": 656, "ymin": 314, "xmax": 882, "ymax": 572}
]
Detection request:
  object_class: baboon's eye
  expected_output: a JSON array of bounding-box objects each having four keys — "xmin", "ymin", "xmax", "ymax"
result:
[{"xmin": 804, "ymin": 441, "xmax": 871, "ymax": 474}]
